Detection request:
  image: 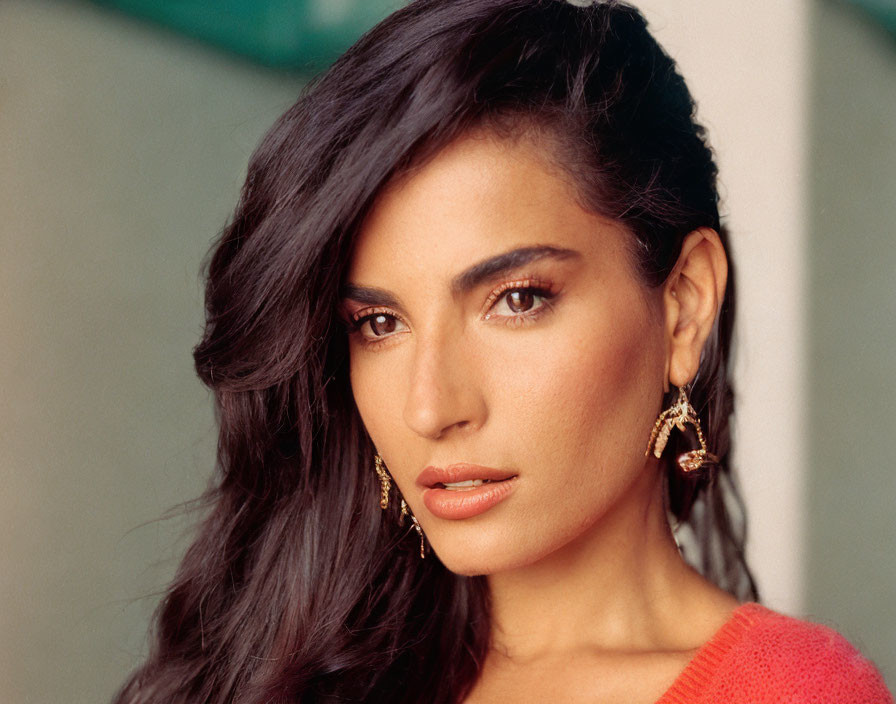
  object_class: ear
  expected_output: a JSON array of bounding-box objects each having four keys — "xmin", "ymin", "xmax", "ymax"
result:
[{"xmin": 662, "ymin": 228, "xmax": 728, "ymax": 390}]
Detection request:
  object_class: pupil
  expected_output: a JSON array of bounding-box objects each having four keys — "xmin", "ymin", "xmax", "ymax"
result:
[
  {"xmin": 507, "ymin": 290, "xmax": 533, "ymax": 313},
  {"xmin": 371, "ymin": 314, "xmax": 396, "ymax": 336}
]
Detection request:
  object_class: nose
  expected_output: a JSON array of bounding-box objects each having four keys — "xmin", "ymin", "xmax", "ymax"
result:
[{"xmin": 402, "ymin": 328, "xmax": 487, "ymax": 440}]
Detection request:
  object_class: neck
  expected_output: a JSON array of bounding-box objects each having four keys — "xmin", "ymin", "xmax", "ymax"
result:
[{"xmin": 486, "ymin": 463, "xmax": 729, "ymax": 660}]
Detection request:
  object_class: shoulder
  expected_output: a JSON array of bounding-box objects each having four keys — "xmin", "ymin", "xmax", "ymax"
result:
[{"xmin": 718, "ymin": 602, "xmax": 894, "ymax": 703}]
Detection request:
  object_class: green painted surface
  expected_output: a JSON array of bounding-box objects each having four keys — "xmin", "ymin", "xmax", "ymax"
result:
[
  {"xmin": 806, "ymin": 0, "xmax": 896, "ymax": 688},
  {"xmin": 91, "ymin": 0, "xmax": 404, "ymax": 69},
  {"xmin": 847, "ymin": 0, "xmax": 896, "ymax": 37},
  {"xmin": 0, "ymin": 1, "xmax": 306, "ymax": 700}
]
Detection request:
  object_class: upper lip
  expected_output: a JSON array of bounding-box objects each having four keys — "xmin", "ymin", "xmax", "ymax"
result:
[{"xmin": 416, "ymin": 463, "xmax": 517, "ymax": 489}]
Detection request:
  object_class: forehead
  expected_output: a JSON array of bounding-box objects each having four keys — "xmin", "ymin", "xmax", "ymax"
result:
[{"xmin": 346, "ymin": 129, "xmax": 629, "ymax": 283}]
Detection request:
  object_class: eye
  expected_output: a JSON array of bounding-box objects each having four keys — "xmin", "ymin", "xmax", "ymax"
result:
[
  {"xmin": 488, "ymin": 288, "xmax": 544, "ymax": 316},
  {"xmin": 483, "ymin": 279, "xmax": 556, "ymax": 323},
  {"xmin": 349, "ymin": 309, "xmax": 408, "ymax": 343}
]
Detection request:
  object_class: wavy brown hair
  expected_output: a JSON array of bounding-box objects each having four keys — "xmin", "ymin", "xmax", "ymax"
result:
[{"xmin": 114, "ymin": 1, "xmax": 757, "ymax": 702}]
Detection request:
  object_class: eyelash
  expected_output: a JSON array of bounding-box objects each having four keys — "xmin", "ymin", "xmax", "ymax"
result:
[{"xmin": 345, "ymin": 276, "xmax": 558, "ymax": 347}]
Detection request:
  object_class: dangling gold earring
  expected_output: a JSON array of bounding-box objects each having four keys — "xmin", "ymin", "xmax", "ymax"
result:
[
  {"xmin": 373, "ymin": 453, "xmax": 427, "ymax": 558},
  {"xmin": 400, "ymin": 499, "xmax": 427, "ymax": 559},
  {"xmin": 646, "ymin": 385, "xmax": 719, "ymax": 473},
  {"xmin": 373, "ymin": 453, "xmax": 391, "ymax": 509}
]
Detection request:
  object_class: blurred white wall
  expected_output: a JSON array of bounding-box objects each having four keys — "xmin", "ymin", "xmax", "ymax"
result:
[{"xmin": 637, "ymin": 0, "xmax": 811, "ymax": 615}]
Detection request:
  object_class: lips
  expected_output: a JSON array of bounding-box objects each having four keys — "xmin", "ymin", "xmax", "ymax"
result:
[
  {"xmin": 417, "ymin": 463, "xmax": 518, "ymax": 520},
  {"xmin": 416, "ymin": 463, "xmax": 517, "ymax": 489}
]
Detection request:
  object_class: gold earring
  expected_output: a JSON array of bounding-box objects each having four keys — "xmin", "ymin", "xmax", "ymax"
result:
[
  {"xmin": 400, "ymin": 499, "xmax": 427, "ymax": 559},
  {"xmin": 373, "ymin": 453, "xmax": 391, "ymax": 509},
  {"xmin": 373, "ymin": 453, "xmax": 427, "ymax": 558},
  {"xmin": 646, "ymin": 385, "xmax": 718, "ymax": 473}
]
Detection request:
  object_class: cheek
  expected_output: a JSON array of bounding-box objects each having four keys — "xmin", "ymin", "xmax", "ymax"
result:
[
  {"xmin": 487, "ymin": 292, "xmax": 663, "ymax": 487},
  {"xmin": 349, "ymin": 345, "xmax": 396, "ymax": 452},
  {"xmin": 348, "ymin": 348, "xmax": 402, "ymax": 439}
]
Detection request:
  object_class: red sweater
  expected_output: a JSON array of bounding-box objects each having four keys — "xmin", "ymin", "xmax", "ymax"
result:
[{"xmin": 656, "ymin": 602, "xmax": 894, "ymax": 703}]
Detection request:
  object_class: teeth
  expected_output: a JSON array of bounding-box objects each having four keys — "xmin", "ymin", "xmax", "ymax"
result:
[{"xmin": 442, "ymin": 479, "xmax": 489, "ymax": 489}]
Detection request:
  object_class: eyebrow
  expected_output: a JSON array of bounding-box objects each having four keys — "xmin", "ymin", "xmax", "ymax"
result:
[{"xmin": 340, "ymin": 245, "xmax": 581, "ymax": 308}]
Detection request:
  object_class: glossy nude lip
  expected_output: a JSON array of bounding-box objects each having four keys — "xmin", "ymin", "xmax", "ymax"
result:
[
  {"xmin": 416, "ymin": 463, "xmax": 517, "ymax": 488},
  {"xmin": 417, "ymin": 464, "xmax": 518, "ymax": 520},
  {"xmin": 422, "ymin": 478, "xmax": 518, "ymax": 520}
]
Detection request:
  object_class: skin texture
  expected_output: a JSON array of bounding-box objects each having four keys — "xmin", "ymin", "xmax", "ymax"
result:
[{"xmin": 342, "ymin": 131, "xmax": 737, "ymax": 702}]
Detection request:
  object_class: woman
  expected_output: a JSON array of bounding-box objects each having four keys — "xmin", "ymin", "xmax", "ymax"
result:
[{"xmin": 115, "ymin": 1, "xmax": 893, "ymax": 702}]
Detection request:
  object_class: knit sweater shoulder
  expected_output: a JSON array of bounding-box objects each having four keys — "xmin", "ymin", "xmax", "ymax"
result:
[{"xmin": 655, "ymin": 602, "xmax": 894, "ymax": 704}]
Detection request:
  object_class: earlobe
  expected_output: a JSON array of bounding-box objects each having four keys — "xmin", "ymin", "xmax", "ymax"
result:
[{"xmin": 663, "ymin": 228, "xmax": 728, "ymax": 388}]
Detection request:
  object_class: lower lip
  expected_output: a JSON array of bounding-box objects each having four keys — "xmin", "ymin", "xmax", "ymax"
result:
[{"xmin": 422, "ymin": 477, "xmax": 517, "ymax": 520}]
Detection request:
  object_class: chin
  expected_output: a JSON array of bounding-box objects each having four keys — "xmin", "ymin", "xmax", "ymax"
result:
[
  {"xmin": 430, "ymin": 535, "xmax": 555, "ymax": 577},
  {"xmin": 438, "ymin": 554, "xmax": 515, "ymax": 577},
  {"xmin": 429, "ymin": 511, "xmax": 604, "ymax": 576}
]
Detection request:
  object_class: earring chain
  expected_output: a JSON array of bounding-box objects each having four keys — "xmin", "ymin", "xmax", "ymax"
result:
[{"xmin": 373, "ymin": 453, "xmax": 427, "ymax": 558}]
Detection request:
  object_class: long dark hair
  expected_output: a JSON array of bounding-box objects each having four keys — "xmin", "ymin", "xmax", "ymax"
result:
[{"xmin": 114, "ymin": 1, "xmax": 757, "ymax": 702}]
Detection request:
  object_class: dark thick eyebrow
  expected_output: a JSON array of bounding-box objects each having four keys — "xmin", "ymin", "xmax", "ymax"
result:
[{"xmin": 340, "ymin": 245, "xmax": 581, "ymax": 308}]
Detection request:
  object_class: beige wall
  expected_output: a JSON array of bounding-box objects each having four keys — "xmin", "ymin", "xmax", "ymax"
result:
[{"xmin": 1, "ymin": 0, "xmax": 892, "ymax": 701}]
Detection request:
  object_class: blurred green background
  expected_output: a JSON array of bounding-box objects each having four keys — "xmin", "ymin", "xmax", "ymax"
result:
[
  {"xmin": 848, "ymin": 0, "xmax": 896, "ymax": 36},
  {"xmin": 0, "ymin": 0, "xmax": 893, "ymax": 701},
  {"xmin": 88, "ymin": 0, "xmax": 401, "ymax": 69}
]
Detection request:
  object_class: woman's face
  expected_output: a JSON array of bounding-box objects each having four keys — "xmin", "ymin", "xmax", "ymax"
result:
[{"xmin": 342, "ymin": 130, "xmax": 668, "ymax": 575}]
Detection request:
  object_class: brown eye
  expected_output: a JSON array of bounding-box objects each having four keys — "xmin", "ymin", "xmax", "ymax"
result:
[
  {"xmin": 368, "ymin": 313, "xmax": 398, "ymax": 337},
  {"xmin": 505, "ymin": 290, "xmax": 535, "ymax": 313},
  {"xmin": 350, "ymin": 311, "xmax": 408, "ymax": 344},
  {"xmin": 483, "ymin": 284, "xmax": 556, "ymax": 324}
]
